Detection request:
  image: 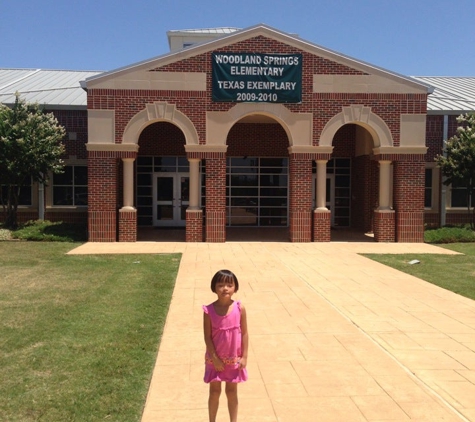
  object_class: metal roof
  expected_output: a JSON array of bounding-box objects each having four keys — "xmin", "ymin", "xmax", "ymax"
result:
[
  {"xmin": 413, "ymin": 76, "xmax": 475, "ymax": 114},
  {"xmin": 167, "ymin": 27, "xmax": 240, "ymax": 35},
  {"xmin": 0, "ymin": 68, "xmax": 103, "ymax": 109}
]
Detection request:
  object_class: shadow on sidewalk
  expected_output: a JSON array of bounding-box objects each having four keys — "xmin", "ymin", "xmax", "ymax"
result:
[{"xmin": 137, "ymin": 227, "xmax": 375, "ymax": 243}]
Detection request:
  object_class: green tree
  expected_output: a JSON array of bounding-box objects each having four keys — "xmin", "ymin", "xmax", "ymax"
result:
[
  {"xmin": 0, "ymin": 94, "xmax": 65, "ymax": 228},
  {"xmin": 436, "ymin": 113, "xmax": 475, "ymax": 229}
]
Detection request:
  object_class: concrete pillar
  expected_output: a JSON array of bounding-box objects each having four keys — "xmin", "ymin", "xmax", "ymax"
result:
[
  {"xmin": 121, "ymin": 157, "xmax": 135, "ymax": 211},
  {"xmin": 186, "ymin": 158, "xmax": 203, "ymax": 242},
  {"xmin": 188, "ymin": 158, "xmax": 200, "ymax": 210},
  {"xmin": 316, "ymin": 160, "xmax": 328, "ymax": 210},
  {"xmin": 119, "ymin": 157, "xmax": 136, "ymax": 242},
  {"xmin": 378, "ymin": 160, "xmax": 392, "ymax": 211}
]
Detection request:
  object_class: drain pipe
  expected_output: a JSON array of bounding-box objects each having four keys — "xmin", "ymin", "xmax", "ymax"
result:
[{"xmin": 440, "ymin": 115, "xmax": 448, "ymax": 227}]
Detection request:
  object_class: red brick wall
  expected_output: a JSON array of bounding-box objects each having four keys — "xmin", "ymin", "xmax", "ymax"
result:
[
  {"xmin": 374, "ymin": 211, "xmax": 395, "ymax": 242},
  {"xmin": 186, "ymin": 209, "xmax": 203, "ymax": 242},
  {"xmin": 446, "ymin": 213, "xmax": 474, "ymax": 225},
  {"xmin": 88, "ymin": 152, "xmax": 119, "ymax": 242},
  {"xmin": 118, "ymin": 210, "xmax": 137, "ymax": 242},
  {"xmin": 45, "ymin": 211, "xmax": 87, "ymax": 224},
  {"xmin": 425, "ymin": 115, "xmax": 459, "ymax": 161},
  {"xmin": 332, "ymin": 124, "xmax": 356, "ymax": 156},
  {"xmin": 204, "ymin": 153, "xmax": 226, "ymax": 242},
  {"xmin": 138, "ymin": 122, "xmax": 187, "ymax": 155},
  {"xmin": 227, "ymin": 123, "xmax": 288, "ymax": 156},
  {"xmin": 289, "ymin": 154, "xmax": 313, "ymax": 242},
  {"xmin": 88, "ymin": 36, "xmax": 427, "ymax": 150},
  {"xmin": 313, "ymin": 210, "xmax": 331, "ymax": 242},
  {"xmin": 426, "ymin": 115, "xmax": 444, "ymax": 162},
  {"xmin": 314, "ymin": 94, "xmax": 426, "ymax": 147},
  {"xmin": 50, "ymin": 110, "xmax": 88, "ymax": 159},
  {"xmin": 393, "ymin": 158, "xmax": 425, "ymax": 242},
  {"xmin": 86, "ymin": 35, "xmax": 428, "ymax": 243}
]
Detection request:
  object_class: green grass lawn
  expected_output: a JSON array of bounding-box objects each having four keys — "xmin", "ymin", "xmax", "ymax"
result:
[
  {"xmin": 363, "ymin": 243, "xmax": 475, "ymax": 301},
  {"xmin": 0, "ymin": 242, "xmax": 180, "ymax": 422}
]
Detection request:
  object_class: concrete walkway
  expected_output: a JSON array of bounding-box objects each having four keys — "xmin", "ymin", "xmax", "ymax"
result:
[{"xmin": 69, "ymin": 241, "xmax": 475, "ymax": 421}]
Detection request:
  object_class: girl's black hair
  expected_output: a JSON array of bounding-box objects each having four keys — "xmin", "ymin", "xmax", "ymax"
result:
[{"xmin": 210, "ymin": 269, "xmax": 239, "ymax": 293}]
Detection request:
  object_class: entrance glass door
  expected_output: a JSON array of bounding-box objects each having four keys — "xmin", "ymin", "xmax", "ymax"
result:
[{"xmin": 153, "ymin": 173, "xmax": 189, "ymax": 226}]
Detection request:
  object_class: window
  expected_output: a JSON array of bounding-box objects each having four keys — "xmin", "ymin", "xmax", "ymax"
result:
[
  {"xmin": 450, "ymin": 181, "xmax": 474, "ymax": 208},
  {"xmin": 1, "ymin": 181, "xmax": 32, "ymax": 206},
  {"xmin": 226, "ymin": 157, "xmax": 288, "ymax": 227},
  {"xmin": 312, "ymin": 158, "xmax": 351, "ymax": 227},
  {"xmin": 53, "ymin": 166, "xmax": 87, "ymax": 206},
  {"xmin": 136, "ymin": 157, "xmax": 192, "ymax": 225}
]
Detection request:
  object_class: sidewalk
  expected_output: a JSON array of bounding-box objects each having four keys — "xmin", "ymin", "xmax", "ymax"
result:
[{"xmin": 69, "ymin": 241, "xmax": 475, "ymax": 421}]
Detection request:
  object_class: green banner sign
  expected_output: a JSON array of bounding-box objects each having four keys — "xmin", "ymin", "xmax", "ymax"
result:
[{"xmin": 212, "ymin": 52, "xmax": 302, "ymax": 103}]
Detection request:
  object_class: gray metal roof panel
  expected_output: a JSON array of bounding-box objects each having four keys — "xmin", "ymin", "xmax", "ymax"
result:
[
  {"xmin": 167, "ymin": 27, "xmax": 240, "ymax": 35},
  {"xmin": 0, "ymin": 69, "xmax": 103, "ymax": 108},
  {"xmin": 413, "ymin": 76, "xmax": 475, "ymax": 113}
]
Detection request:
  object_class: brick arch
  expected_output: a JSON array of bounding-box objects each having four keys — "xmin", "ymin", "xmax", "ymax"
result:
[
  {"xmin": 206, "ymin": 102, "xmax": 313, "ymax": 147},
  {"xmin": 320, "ymin": 105, "xmax": 393, "ymax": 148},
  {"xmin": 122, "ymin": 101, "xmax": 199, "ymax": 145}
]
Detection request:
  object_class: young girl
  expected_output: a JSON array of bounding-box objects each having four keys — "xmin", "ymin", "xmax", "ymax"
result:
[{"xmin": 203, "ymin": 269, "xmax": 248, "ymax": 422}]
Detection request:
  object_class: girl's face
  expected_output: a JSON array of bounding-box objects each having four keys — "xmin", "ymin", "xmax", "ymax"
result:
[{"xmin": 215, "ymin": 278, "xmax": 236, "ymax": 298}]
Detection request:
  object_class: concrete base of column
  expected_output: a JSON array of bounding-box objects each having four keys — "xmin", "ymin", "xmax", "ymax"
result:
[
  {"xmin": 397, "ymin": 211, "xmax": 425, "ymax": 243},
  {"xmin": 119, "ymin": 208, "xmax": 137, "ymax": 242},
  {"xmin": 373, "ymin": 210, "xmax": 395, "ymax": 242},
  {"xmin": 313, "ymin": 209, "xmax": 331, "ymax": 242},
  {"xmin": 186, "ymin": 209, "xmax": 203, "ymax": 242},
  {"xmin": 206, "ymin": 210, "xmax": 226, "ymax": 243},
  {"xmin": 88, "ymin": 210, "xmax": 116, "ymax": 242}
]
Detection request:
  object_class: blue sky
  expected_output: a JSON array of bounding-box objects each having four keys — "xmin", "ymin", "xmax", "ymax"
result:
[{"xmin": 1, "ymin": 0, "xmax": 474, "ymax": 76}]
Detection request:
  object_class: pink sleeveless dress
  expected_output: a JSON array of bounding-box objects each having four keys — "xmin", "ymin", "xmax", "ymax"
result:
[{"xmin": 203, "ymin": 300, "xmax": 248, "ymax": 383}]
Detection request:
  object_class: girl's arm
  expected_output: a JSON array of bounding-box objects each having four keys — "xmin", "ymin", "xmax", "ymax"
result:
[
  {"xmin": 203, "ymin": 312, "xmax": 224, "ymax": 371},
  {"xmin": 239, "ymin": 304, "xmax": 249, "ymax": 369}
]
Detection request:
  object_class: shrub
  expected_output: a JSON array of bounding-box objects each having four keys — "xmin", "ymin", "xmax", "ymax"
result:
[
  {"xmin": 11, "ymin": 220, "xmax": 87, "ymax": 242},
  {"xmin": 424, "ymin": 225, "xmax": 475, "ymax": 244}
]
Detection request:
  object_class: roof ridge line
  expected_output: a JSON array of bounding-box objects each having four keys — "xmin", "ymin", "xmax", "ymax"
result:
[
  {"xmin": 0, "ymin": 68, "xmax": 41, "ymax": 91},
  {"xmin": 2, "ymin": 86, "xmax": 80, "ymax": 95}
]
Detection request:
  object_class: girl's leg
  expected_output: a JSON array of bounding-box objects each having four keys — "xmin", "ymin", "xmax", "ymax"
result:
[
  {"xmin": 225, "ymin": 382, "xmax": 238, "ymax": 422},
  {"xmin": 208, "ymin": 382, "xmax": 221, "ymax": 422}
]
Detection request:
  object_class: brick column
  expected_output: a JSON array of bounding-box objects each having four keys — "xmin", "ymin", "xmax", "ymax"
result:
[
  {"xmin": 118, "ymin": 209, "xmax": 137, "ymax": 242},
  {"xmin": 88, "ymin": 152, "xmax": 118, "ymax": 242},
  {"xmin": 186, "ymin": 209, "xmax": 203, "ymax": 242},
  {"xmin": 313, "ymin": 209, "xmax": 331, "ymax": 242},
  {"xmin": 205, "ymin": 153, "xmax": 226, "ymax": 243},
  {"xmin": 289, "ymin": 154, "xmax": 312, "ymax": 242},
  {"xmin": 393, "ymin": 158, "xmax": 425, "ymax": 242},
  {"xmin": 373, "ymin": 210, "xmax": 395, "ymax": 242}
]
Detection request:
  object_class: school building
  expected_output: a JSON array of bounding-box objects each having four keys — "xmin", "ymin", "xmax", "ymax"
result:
[{"xmin": 1, "ymin": 25, "xmax": 474, "ymax": 242}]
